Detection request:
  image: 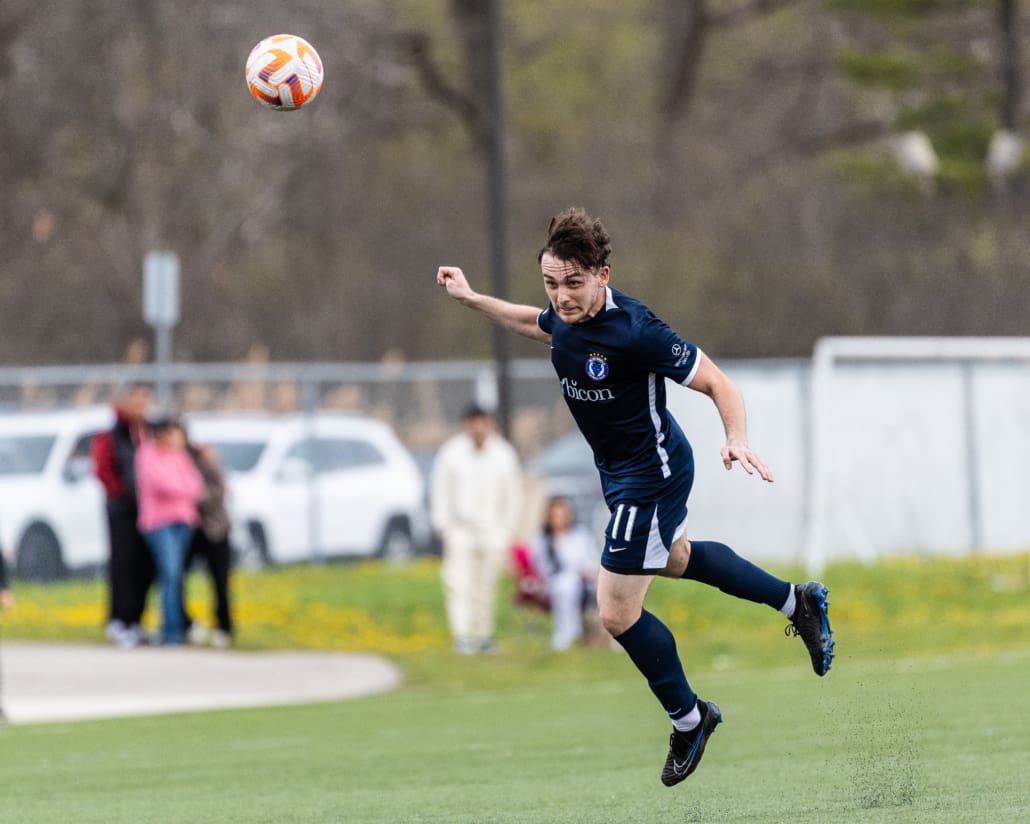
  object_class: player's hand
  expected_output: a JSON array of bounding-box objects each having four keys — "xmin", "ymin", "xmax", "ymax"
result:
[
  {"xmin": 436, "ymin": 266, "xmax": 475, "ymax": 303},
  {"xmin": 1, "ymin": 589, "xmax": 13, "ymax": 610},
  {"xmin": 721, "ymin": 441, "xmax": 774, "ymax": 482}
]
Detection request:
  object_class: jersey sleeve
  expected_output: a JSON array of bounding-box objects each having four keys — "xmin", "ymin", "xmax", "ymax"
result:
[
  {"xmin": 537, "ymin": 304, "xmax": 555, "ymax": 335},
  {"xmin": 631, "ymin": 313, "xmax": 701, "ymax": 385}
]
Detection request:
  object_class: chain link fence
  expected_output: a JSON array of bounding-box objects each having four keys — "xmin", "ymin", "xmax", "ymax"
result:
[{"xmin": 0, "ymin": 359, "xmax": 577, "ymax": 460}]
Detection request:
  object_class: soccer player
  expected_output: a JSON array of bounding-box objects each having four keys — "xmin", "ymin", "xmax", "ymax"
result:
[{"xmin": 435, "ymin": 207, "xmax": 834, "ymax": 786}]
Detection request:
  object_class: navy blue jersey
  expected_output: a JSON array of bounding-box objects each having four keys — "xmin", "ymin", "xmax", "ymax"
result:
[{"xmin": 537, "ymin": 286, "xmax": 701, "ymax": 499}]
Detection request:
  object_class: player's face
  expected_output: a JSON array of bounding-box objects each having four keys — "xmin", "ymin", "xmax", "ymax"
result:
[{"xmin": 540, "ymin": 253, "xmax": 609, "ymax": 324}]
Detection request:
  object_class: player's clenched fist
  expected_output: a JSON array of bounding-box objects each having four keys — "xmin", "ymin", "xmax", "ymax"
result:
[
  {"xmin": 436, "ymin": 265, "xmax": 463, "ymax": 285},
  {"xmin": 436, "ymin": 266, "xmax": 475, "ymax": 303}
]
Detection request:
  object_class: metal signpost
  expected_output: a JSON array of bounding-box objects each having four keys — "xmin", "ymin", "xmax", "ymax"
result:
[{"xmin": 143, "ymin": 250, "xmax": 180, "ymax": 408}]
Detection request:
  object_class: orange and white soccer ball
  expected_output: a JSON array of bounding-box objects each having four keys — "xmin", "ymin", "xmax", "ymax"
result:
[{"xmin": 245, "ymin": 34, "xmax": 324, "ymax": 111}]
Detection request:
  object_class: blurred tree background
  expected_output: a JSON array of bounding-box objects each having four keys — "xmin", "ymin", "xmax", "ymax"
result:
[{"xmin": 1, "ymin": 0, "xmax": 1027, "ymax": 366}]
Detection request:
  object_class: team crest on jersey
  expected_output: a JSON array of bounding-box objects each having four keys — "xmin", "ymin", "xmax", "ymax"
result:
[{"xmin": 585, "ymin": 353, "xmax": 609, "ymax": 382}]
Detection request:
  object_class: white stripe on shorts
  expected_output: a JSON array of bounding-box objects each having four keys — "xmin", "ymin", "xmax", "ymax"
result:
[
  {"xmin": 611, "ymin": 504, "xmax": 625, "ymax": 538},
  {"xmin": 623, "ymin": 505, "xmax": 638, "ymax": 542}
]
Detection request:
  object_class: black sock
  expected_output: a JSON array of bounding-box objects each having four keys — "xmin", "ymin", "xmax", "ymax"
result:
[
  {"xmin": 614, "ymin": 610, "xmax": 696, "ymax": 721},
  {"xmin": 682, "ymin": 540, "xmax": 791, "ymax": 610}
]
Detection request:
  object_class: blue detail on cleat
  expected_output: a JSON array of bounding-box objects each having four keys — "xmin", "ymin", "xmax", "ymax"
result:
[
  {"xmin": 812, "ymin": 585, "xmax": 835, "ymax": 674},
  {"xmin": 787, "ymin": 581, "xmax": 835, "ymax": 676}
]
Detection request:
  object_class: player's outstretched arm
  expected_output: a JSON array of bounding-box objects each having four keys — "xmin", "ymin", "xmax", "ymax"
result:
[
  {"xmin": 687, "ymin": 352, "xmax": 774, "ymax": 482},
  {"xmin": 436, "ymin": 266, "xmax": 550, "ymax": 343}
]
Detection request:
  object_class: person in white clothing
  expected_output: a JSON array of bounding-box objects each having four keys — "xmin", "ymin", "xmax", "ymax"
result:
[
  {"xmin": 431, "ymin": 404, "xmax": 522, "ymax": 654},
  {"xmin": 531, "ymin": 495, "xmax": 600, "ymax": 651}
]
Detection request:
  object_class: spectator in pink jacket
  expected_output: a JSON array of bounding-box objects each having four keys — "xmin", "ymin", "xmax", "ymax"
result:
[{"xmin": 135, "ymin": 417, "xmax": 204, "ymax": 645}]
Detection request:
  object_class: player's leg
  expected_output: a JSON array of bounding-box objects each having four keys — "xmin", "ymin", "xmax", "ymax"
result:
[
  {"xmin": 662, "ymin": 537, "xmax": 835, "ymax": 676},
  {"xmin": 598, "ymin": 568, "xmax": 721, "ymax": 787},
  {"xmin": 598, "ymin": 568, "xmax": 692, "ymax": 712},
  {"xmin": 601, "ymin": 481, "xmax": 725, "ymax": 785},
  {"xmin": 662, "ymin": 536, "xmax": 792, "ymax": 609}
]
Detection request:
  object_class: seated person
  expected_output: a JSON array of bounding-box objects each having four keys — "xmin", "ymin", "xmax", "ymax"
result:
[{"xmin": 529, "ymin": 495, "xmax": 600, "ymax": 651}]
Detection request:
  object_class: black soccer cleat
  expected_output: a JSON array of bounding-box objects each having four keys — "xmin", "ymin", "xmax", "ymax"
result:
[
  {"xmin": 786, "ymin": 581, "xmax": 835, "ymax": 676},
  {"xmin": 661, "ymin": 699, "xmax": 723, "ymax": 787}
]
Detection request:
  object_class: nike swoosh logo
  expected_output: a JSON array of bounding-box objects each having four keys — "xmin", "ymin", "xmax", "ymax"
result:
[{"xmin": 609, "ymin": 546, "xmax": 628, "ymax": 553}]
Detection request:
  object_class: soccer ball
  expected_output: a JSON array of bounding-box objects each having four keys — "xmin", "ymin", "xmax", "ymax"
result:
[{"xmin": 245, "ymin": 34, "xmax": 324, "ymax": 111}]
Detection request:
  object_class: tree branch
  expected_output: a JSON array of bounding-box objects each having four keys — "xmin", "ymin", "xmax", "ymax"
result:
[{"xmin": 401, "ymin": 30, "xmax": 481, "ymax": 136}]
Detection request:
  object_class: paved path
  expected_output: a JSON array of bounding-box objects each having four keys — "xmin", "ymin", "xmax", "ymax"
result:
[{"xmin": 0, "ymin": 641, "xmax": 402, "ymax": 724}]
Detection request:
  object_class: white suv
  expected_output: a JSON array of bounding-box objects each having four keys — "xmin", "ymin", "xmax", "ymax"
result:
[
  {"xmin": 186, "ymin": 413, "xmax": 430, "ymax": 566},
  {"xmin": 0, "ymin": 406, "xmax": 113, "ymax": 580}
]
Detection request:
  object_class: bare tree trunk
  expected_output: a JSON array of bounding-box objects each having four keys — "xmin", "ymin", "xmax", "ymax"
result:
[
  {"xmin": 406, "ymin": 0, "xmax": 512, "ymax": 430},
  {"xmin": 652, "ymin": 0, "xmax": 801, "ymax": 218},
  {"xmin": 451, "ymin": 0, "xmax": 492, "ymax": 147},
  {"xmin": 999, "ymin": 0, "xmax": 1023, "ymax": 130},
  {"xmin": 651, "ymin": 0, "xmax": 709, "ymax": 219},
  {"xmin": 404, "ymin": 1, "xmax": 491, "ymax": 149},
  {"xmin": 659, "ymin": 0, "xmax": 709, "ymax": 129}
]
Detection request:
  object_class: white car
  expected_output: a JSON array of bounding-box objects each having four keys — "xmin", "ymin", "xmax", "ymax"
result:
[
  {"xmin": 186, "ymin": 413, "xmax": 430, "ymax": 566},
  {"xmin": 0, "ymin": 407, "xmax": 113, "ymax": 580}
]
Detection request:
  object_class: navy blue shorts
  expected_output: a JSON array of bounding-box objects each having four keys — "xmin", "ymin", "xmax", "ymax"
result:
[{"xmin": 600, "ymin": 472, "xmax": 692, "ymax": 575}]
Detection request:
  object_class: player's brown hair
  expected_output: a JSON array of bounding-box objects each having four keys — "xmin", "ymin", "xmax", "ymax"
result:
[{"xmin": 537, "ymin": 208, "xmax": 612, "ymax": 271}]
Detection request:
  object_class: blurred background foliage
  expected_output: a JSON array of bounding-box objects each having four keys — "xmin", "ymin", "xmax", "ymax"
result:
[{"xmin": 1, "ymin": 0, "xmax": 1027, "ymax": 366}]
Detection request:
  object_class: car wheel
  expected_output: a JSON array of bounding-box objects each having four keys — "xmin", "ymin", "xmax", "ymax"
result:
[
  {"xmin": 16, "ymin": 523, "xmax": 67, "ymax": 582},
  {"xmin": 236, "ymin": 521, "xmax": 271, "ymax": 571},
  {"xmin": 378, "ymin": 519, "xmax": 414, "ymax": 565}
]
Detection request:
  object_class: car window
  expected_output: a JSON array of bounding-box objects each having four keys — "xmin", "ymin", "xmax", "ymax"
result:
[
  {"xmin": 315, "ymin": 438, "xmax": 385, "ymax": 472},
  {"xmin": 281, "ymin": 438, "xmax": 317, "ymax": 473},
  {"xmin": 0, "ymin": 435, "xmax": 57, "ymax": 475},
  {"xmin": 63, "ymin": 430, "xmax": 103, "ymax": 480},
  {"xmin": 281, "ymin": 437, "xmax": 384, "ymax": 474},
  {"xmin": 206, "ymin": 440, "xmax": 267, "ymax": 472},
  {"xmin": 66, "ymin": 430, "xmax": 101, "ymax": 463}
]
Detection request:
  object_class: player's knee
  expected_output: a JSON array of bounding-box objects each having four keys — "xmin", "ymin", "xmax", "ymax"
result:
[{"xmin": 598, "ymin": 602, "xmax": 636, "ymax": 637}]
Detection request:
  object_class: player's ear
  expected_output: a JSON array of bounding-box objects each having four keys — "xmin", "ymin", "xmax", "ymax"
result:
[{"xmin": 597, "ymin": 265, "xmax": 610, "ymax": 285}]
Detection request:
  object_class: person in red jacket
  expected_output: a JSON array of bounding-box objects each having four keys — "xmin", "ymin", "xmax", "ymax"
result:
[{"xmin": 91, "ymin": 384, "xmax": 154, "ymax": 648}]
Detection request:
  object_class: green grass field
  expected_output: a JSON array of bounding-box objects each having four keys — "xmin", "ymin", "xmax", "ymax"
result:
[{"xmin": 1, "ymin": 555, "xmax": 1029, "ymax": 822}]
